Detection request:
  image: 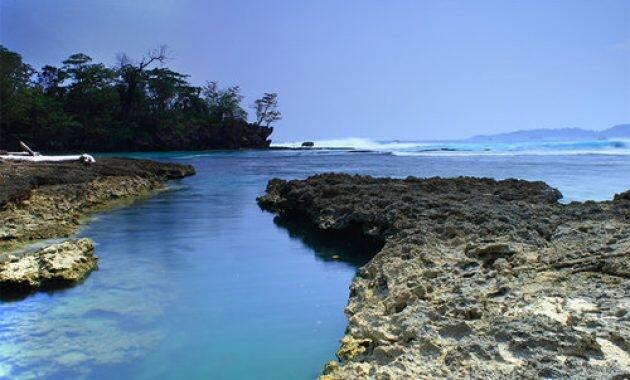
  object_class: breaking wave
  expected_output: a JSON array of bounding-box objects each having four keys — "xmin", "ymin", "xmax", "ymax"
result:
[{"xmin": 272, "ymin": 138, "xmax": 630, "ymax": 156}]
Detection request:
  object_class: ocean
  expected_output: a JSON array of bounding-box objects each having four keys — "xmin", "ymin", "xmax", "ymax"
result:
[
  {"xmin": 274, "ymin": 137, "xmax": 630, "ymax": 157},
  {"xmin": 1, "ymin": 139, "xmax": 629, "ymax": 379}
]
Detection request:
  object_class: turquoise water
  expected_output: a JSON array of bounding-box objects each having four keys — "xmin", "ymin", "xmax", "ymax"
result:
[{"xmin": 2, "ymin": 149, "xmax": 630, "ymax": 379}]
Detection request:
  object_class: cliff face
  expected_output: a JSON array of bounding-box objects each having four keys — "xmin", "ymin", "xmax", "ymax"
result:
[
  {"xmin": 128, "ymin": 119, "xmax": 274, "ymax": 152},
  {"xmin": 258, "ymin": 174, "xmax": 629, "ymax": 379},
  {"xmin": 188, "ymin": 120, "xmax": 273, "ymax": 150}
]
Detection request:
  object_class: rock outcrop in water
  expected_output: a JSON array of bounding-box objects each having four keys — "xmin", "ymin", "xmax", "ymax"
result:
[
  {"xmin": 0, "ymin": 239, "xmax": 96, "ymax": 297},
  {"xmin": 0, "ymin": 157, "xmax": 195, "ymax": 298},
  {"xmin": 258, "ymin": 174, "xmax": 630, "ymax": 379},
  {"xmin": 0, "ymin": 157, "xmax": 194, "ymax": 249}
]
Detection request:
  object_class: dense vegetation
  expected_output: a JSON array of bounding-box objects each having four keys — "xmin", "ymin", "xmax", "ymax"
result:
[{"xmin": 0, "ymin": 45, "xmax": 279, "ymax": 152}]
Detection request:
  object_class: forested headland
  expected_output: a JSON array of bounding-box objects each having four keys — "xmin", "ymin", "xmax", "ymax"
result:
[{"xmin": 0, "ymin": 45, "xmax": 279, "ymax": 152}]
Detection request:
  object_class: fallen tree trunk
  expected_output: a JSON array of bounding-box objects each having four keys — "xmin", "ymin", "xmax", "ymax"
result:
[
  {"xmin": 0, "ymin": 154, "xmax": 96, "ymax": 165},
  {"xmin": 19, "ymin": 141, "xmax": 37, "ymax": 156},
  {"xmin": 4, "ymin": 152, "xmax": 40, "ymax": 156}
]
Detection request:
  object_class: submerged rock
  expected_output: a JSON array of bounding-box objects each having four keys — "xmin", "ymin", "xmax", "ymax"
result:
[
  {"xmin": 258, "ymin": 173, "xmax": 630, "ymax": 379},
  {"xmin": 0, "ymin": 239, "xmax": 97, "ymax": 295}
]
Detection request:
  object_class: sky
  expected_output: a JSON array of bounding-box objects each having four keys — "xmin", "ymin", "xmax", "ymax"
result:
[{"xmin": 1, "ymin": 0, "xmax": 629, "ymax": 142}]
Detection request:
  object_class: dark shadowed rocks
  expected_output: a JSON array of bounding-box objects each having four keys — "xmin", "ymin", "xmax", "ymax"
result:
[
  {"xmin": 615, "ymin": 189, "xmax": 630, "ymax": 203},
  {"xmin": 258, "ymin": 173, "xmax": 629, "ymax": 379}
]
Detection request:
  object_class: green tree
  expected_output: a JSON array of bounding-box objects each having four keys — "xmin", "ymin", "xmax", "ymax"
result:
[
  {"xmin": 0, "ymin": 45, "xmax": 34, "ymax": 145},
  {"xmin": 37, "ymin": 65, "xmax": 68, "ymax": 98},
  {"xmin": 253, "ymin": 93, "xmax": 281, "ymax": 127},
  {"xmin": 202, "ymin": 82, "xmax": 247, "ymax": 122},
  {"xmin": 0, "ymin": 45, "xmax": 277, "ymax": 152},
  {"xmin": 60, "ymin": 53, "xmax": 119, "ymax": 149}
]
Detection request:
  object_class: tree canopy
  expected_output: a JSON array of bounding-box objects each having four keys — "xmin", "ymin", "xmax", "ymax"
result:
[
  {"xmin": 253, "ymin": 93, "xmax": 282, "ymax": 127},
  {"xmin": 0, "ymin": 45, "xmax": 277, "ymax": 152}
]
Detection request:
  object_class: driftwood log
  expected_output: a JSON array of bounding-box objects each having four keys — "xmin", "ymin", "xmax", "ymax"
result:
[
  {"xmin": 0, "ymin": 142, "xmax": 95, "ymax": 165},
  {"xmin": 19, "ymin": 141, "xmax": 37, "ymax": 156},
  {"xmin": 0, "ymin": 154, "xmax": 96, "ymax": 165}
]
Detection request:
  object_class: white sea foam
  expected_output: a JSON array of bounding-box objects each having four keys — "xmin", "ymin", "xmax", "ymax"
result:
[
  {"xmin": 272, "ymin": 138, "xmax": 423, "ymax": 150},
  {"xmin": 273, "ymin": 137, "xmax": 630, "ymax": 156}
]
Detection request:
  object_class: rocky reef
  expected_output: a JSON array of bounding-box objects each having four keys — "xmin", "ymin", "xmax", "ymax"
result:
[
  {"xmin": 0, "ymin": 239, "xmax": 96, "ymax": 299},
  {"xmin": 258, "ymin": 174, "xmax": 629, "ymax": 379},
  {"xmin": 0, "ymin": 157, "xmax": 194, "ymax": 298}
]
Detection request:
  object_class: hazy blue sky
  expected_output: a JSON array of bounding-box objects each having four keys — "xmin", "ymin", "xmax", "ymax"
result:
[{"xmin": 1, "ymin": 0, "xmax": 629, "ymax": 141}]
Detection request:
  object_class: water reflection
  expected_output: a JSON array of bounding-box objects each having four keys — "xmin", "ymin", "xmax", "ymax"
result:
[
  {"xmin": 0, "ymin": 277, "xmax": 92, "ymax": 303},
  {"xmin": 271, "ymin": 215, "xmax": 383, "ymax": 268}
]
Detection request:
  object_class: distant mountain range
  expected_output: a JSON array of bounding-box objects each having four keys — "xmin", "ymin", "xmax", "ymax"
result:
[{"xmin": 467, "ymin": 124, "xmax": 630, "ymax": 143}]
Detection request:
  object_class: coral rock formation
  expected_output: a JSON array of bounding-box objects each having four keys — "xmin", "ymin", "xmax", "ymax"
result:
[
  {"xmin": 0, "ymin": 157, "xmax": 195, "ymax": 250},
  {"xmin": 0, "ymin": 239, "xmax": 97, "ymax": 293},
  {"xmin": 258, "ymin": 173, "xmax": 629, "ymax": 379},
  {"xmin": 0, "ymin": 157, "xmax": 195, "ymax": 299}
]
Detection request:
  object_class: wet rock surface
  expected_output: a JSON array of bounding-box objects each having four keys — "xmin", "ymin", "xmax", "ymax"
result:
[
  {"xmin": 0, "ymin": 239, "xmax": 97, "ymax": 299},
  {"xmin": 258, "ymin": 173, "xmax": 630, "ymax": 379}
]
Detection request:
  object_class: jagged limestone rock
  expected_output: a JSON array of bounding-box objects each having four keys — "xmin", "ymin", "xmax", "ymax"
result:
[
  {"xmin": 259, "ymin": 173, "xmax": 630, "ymax": 379},
  {"xmin": 0, "ymin": 239, "xmax": 97, "ymax": 292},
  {"xmin": 0, "ymin": 157, "xmax": 195, "ymax": 299}
]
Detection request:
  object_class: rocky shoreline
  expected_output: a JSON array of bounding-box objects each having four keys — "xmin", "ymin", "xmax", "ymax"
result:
[
  {"xmin": 258, "ymin": 174, "xmax": 629, "ymax": 379},
  {"xmin": 0, "ymin": 157, "xmax": 194, "ymax": 298}
]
